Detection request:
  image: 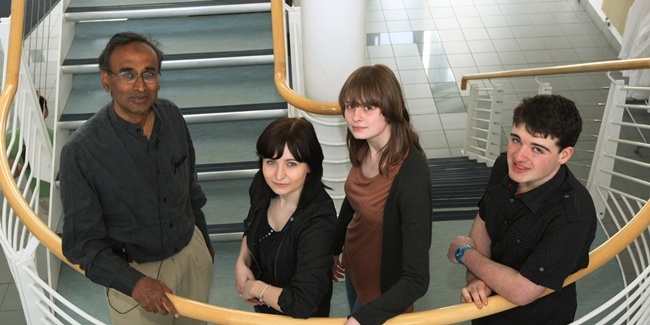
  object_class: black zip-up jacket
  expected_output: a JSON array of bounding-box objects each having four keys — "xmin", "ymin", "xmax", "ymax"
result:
[{"xmin": 243, "ymin": 172, "xmax": 337, "ymax": 318}]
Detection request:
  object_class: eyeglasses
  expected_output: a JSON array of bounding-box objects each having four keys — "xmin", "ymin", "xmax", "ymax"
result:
[{"xmin": 107, "ymin": 70, "xmax": 160, "ymax": 84}]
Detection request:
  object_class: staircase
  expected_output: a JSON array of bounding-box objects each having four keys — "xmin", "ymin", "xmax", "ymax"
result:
[
  {"xmin": 429, "ymin": 156, "xmax": 491, "ymax": 221},
  {"xmin": 60, "ymin": 0, "xmax": 284, "ymax": 237}
]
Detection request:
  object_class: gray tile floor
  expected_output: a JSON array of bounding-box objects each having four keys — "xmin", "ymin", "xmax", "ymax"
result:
[{"xmin": 1, "ymin": 0, "xmax": 639, "ymax": 324}]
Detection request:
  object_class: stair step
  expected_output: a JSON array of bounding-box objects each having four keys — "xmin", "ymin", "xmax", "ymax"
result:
[
  {"xmin": 191, "ymin": 119, "xmax": 274, "ymax": 165},
  {"xmin": 433, "ymin": 198, "xmax": 480, "ymax": 209},
  {"xmin": 66, "ymin": 0, "xmax": 270, "ymax": 21},
  {"xmin": 60, "ymin": 65, "xmax": 284, "ymax": 129},
  {"xmin": 63, "ymin": 12, "xmax": 272, "ymax": 73},
  {"xmin": 431, "ymin": 209, "xmax": 478, "ymax": 221},
  {"xmin": 431, "ymin": 190, "xmax": 483, "ymax": 198},
  {"xmin": 433, "ymin": 177, "xmax": 489, "ymax": 184},
  {"xmin": 430, "ymin": 171, "xmax": 490, "ymax": 180},
  {"xmin": 428, "ymin": 156, "xmax": 486, "ymax": 166},
  {"xmin": 198, "ymin": 160, "xmax": 257, "ymax": 171},
  {"xmin": 201, "ymin": 178, "xmax": 253, "ymax": 228},
  {"xmin": 429, "ymin": 157, "xmax": 491, "ymax": 221}
]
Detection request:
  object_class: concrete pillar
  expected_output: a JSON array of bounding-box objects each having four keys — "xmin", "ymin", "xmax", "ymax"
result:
[
  {"xmin": 300, "ymin": 0, "xmax": 366, "ymax": 207},
  {"xmin": 301, "ymin": 0, "xmax": 366, "ymax": 102}
]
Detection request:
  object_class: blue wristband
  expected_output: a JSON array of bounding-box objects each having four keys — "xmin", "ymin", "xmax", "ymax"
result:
[{"xmin": 455, "ymin": 245, "xmax": 475, "ymax": 265}]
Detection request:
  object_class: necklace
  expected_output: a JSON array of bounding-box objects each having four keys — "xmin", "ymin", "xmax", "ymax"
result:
[{"xmin": 259, "ymin": 228, "xmax": 275, "ymax": 242}]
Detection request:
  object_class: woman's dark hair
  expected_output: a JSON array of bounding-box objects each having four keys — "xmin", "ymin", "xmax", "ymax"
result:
[
  {"xmin": 338, "ymin": 64, "xmax": 423, "ymax": 175},
  {"xmin": 98, "ymin": 32, "xmax": 164, "ymax": 72},
  {"xmin": 38, "ymin": 93, "xmax": 47, "ymax": 112},
  {"xmin": 256, "ymin": 118, "xmax": 327, "ymax": 208}
]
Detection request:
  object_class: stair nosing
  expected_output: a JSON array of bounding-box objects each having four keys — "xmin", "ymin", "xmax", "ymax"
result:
[{"xmin": 65, "ymin": 2, "xmax": 271, "ymax": 22}]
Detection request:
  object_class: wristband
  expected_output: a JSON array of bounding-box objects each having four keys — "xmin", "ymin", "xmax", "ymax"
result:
[
  {"xmin": 455, "ymin": 245, "xmax": 475, "ymax": 265},
  {"xmin": 258, "ymin": 284, "xmax": 271, "ymax": 307}
]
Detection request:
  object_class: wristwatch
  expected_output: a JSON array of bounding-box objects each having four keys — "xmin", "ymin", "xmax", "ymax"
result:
[{"xmin": 455, "ymin": 245, "xmax": 475, "ymax": 265}]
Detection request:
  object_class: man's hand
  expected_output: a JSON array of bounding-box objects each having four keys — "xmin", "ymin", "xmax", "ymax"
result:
[
  {"xmin": 131, "ymin": 276, "xmax": 179, "ymax": 317},
  {"xmin": 461, "ymin": 278, "xmax": 492, "ymax": 309},
  {"xmin": 332, "ymin": 255, "xmax": 345, "ymax": 282},
  {"xmin": 447, "ymin": 236, "xmax": 477, "ymax": 264}
]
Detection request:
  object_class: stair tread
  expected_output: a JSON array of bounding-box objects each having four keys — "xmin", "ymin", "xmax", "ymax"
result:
[
  {"xmin": 60, "ymin": 102, "xmax": 287, "ymax": 123},
  {"xmin": 64, "ymin": 49, "xmax": 274, "ymax": 67},
  {"xmin": 428, "ymin": 157, "xmax": 490, "ymax": 220},
  {"xmin": 190, "ymin": 119, "xmax": 273, "ymax": 165},
  {"xmin": 431, "ymin": 210, "xmax": 478, "ymax": 221},
  {"xmin": 62, "ymin": 65, "xmax": 284, "ymax": 118},
  {"xmin": 65, "ymin": 13, "xmax": 272, "ymax": 61},
  {"xmin": 68, "ymin": 0, "xmax": 268, "ymax": 11}
]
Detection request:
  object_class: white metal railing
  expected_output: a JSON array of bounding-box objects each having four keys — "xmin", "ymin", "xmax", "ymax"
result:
[
  {"xmin": 6, "ymin": 236, "xmax": 104, "ymax": 325},
  {"xmin": 461, "ymin": 81, "xmax": 504, "ymax": 166}
]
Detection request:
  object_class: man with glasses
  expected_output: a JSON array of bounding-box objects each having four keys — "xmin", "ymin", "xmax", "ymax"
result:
[{"xmin": 61, "ymin": 32, "xmax": 214, "ymax": 325}]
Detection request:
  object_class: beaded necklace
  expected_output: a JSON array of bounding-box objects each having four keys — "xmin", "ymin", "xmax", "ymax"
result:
[{"xmin": 259, "ymin": 228, "xmax": 275, "ymax": 242}]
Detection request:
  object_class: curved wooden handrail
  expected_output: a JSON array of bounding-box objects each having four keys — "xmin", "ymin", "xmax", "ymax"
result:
[
  {"xmin": 1, "ymin": 0, "xmax": 650, "ymax": 324},
  {"xmin": 163, "ymin": 202, "xmax": 650, "ymax": 325},
  {"xmin": 270, "ymin": 0, "xmax": 341, "ymax": 115},
  {"xmin": 460, "ymin": 58, "xmax": 650, "ymax": 90}
]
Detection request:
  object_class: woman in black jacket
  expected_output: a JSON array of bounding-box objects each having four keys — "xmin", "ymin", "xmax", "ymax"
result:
[{"xmin": 235, "ymin": 117, "xmax": 337, "ymax": 318}]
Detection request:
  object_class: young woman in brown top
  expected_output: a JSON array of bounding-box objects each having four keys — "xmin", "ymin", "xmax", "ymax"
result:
[{"xmin": 333, "ymin": 64, "xmax": 432, "ymax": 325}]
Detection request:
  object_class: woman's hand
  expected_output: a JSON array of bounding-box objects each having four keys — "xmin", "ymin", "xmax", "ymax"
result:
[
  {"xmin": 332, "ymin": 254, "xmax": 345, "ymax": 282},
  {"xmin": 241, "ymin": 280, "xmax": 263, "ymax": 306},
  {"xmin": 235, "ymin": 259, "xmax": 255, "ymax": 294}
]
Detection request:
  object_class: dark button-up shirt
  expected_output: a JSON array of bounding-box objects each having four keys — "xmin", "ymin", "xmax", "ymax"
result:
[
  {"xmin": 61, "ymin": 98, "xmax": 209, "ymax": 296},
  {"xmin": 475, "ymin": 153, "xmax": 597, "ymax": 325}
]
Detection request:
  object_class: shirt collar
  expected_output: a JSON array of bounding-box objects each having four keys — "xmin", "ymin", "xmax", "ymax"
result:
[
  {"xmin": 503, "ymin": 164, "xmax": 570, "ymax": 213},
  {"xmin": 106, "ymin": 101, "xmax": 160, "ymax": 141}
]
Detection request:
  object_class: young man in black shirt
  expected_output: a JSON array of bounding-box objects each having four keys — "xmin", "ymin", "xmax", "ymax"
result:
[{"xmin": 448, "ymin": 94, "xmax": 597, "ymax": 324}]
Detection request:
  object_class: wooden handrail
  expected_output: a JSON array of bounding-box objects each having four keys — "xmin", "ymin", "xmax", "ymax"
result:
[
  {"xmin": 460, "ymin": 58, "xmax": 650, "ymax": 90},
  {"xmin": 270, "ymin": 0, "xmax": 341, "ymax": 115},
  {"xmin": 1, "ymin": 0, "xmax": 649, "ymax": 324},
  {"xmin": 164, "ymin": 203, "xmax": 650, "ymax": 325}
]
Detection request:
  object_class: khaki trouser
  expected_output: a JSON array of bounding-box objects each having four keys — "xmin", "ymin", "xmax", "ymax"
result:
[{"xmin": 107, "ymin": 226, "xmax": 213, "ymax": 325}]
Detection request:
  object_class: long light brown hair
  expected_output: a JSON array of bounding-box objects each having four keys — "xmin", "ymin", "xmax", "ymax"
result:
[{"xmin": 338, "ymin": 64, "xmax": 423, "ymax": 175}]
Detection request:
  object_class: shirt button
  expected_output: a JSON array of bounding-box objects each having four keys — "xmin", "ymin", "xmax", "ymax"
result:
[
  {"xmin": 169, "ymin": 223, "xmax": 173, "ymax": 228},
  {"xmin": 136, "ymin": 128, "xmax": 142, "ymax": 133},
  {"xmin": 516, "ymin": 239, "xmax": 520, "ymax": 244},
  {"xmin": 509, "ymin": 198, "xmax": 514, "ymax": 203},
  {"xmin": 564, "ymin": 194, "xmax": 570, "ymax": 199},
  {"xmin": 163, "ymin": 198, "xmax": 167, "ymax": 203},
  {"xmin": 539, "ymin": 267, "xmax": 545, "ymax": 272},
  {"xmin": 504, "ymin": 220, "xmax": 508, "ymax": 224}
]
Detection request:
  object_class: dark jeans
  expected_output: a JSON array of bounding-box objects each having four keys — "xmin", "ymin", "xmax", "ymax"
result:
[{"xmin": 345, "ymin": 272, "xmax": 361, "ymax": 314}]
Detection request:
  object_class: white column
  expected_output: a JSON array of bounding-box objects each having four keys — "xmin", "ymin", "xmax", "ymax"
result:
[
  {"xmin": 301, "ymin": 0, "xmax": 366, "ymax": 102},
  {"xmin": 300, "ymin": 0, "xmax": 366, "ymax": 208}
]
